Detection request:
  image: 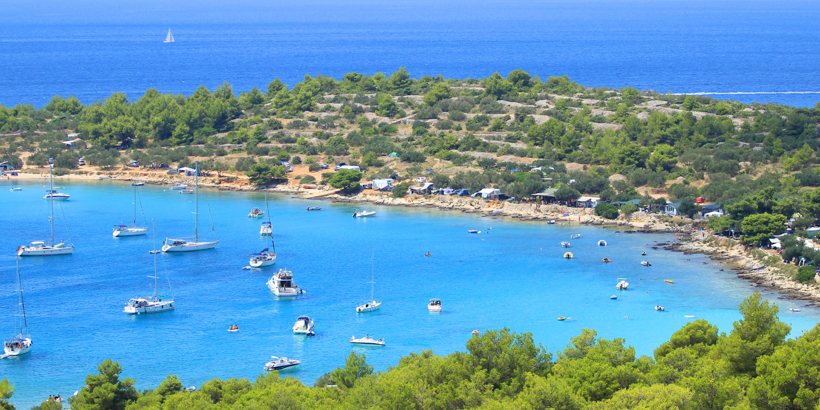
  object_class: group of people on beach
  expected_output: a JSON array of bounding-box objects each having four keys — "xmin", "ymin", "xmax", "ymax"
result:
[{"xmin": 48, "ymin": 395, "xmax": 63, "ymax": 403}]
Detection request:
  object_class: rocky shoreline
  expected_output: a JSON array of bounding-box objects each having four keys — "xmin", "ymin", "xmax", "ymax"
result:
[{"xmin": 30, "ymin": 171, "xmax": 818, "ymax": 306}]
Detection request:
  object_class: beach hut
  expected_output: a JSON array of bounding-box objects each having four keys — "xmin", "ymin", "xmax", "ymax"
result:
[
  {"xmin": 410, "ymin": 182, "xmax": 435, "ymax": 195},
  {"xmin": 476, "ymin": 188, "xmax": 501, "ymax": 199},
  {"xmin": 0, "ymin": 161, "xmax": 14, "ymax": 171},
  {"xmin": 533, "ymin": 188, "xmax": 558, "ymax": 203},
  {"xmin": 576, "ymin": 196, "xmax": 601, "ymax": 208},
  {"xmin": 665, "ymin": 202, "xmax": 681, "ymax": 216}
]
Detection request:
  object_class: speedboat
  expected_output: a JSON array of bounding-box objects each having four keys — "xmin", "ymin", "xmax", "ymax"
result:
[
  {"xmin": 264, "ymin": 356, "xmax": 300, "ymax": 371},
  {"xmin": 353, "ymin": 210, "xmax": 376, "ymax": 217},
  {"xmin": 260, "ymin": 221, "xmax": 272, "ymax": 236},
  {"xmin": 113, "ymin": 224, "xmax": 148, "ymax": 237},
  {"xmin": 610, "ymin": 295, "xmax": 618, "ymax": 300},
  {"xmin": 179, "ymin": 190, "xmax": 194, "ymax": 194},
  {"xmin": 561, "ymin": 242, "xmax": 571, "ymax": 248},
  {"xmin": 10, "ymin": 187, "xmax": 21, "ymax": 191},
  {"xmin": 598, "ymin": 240, "xmax": 607, "ymax": 246},
  {"xmin": 292, "ymin": 316, "xmax": 315, "ymax": 335},
  {"xmin": 350, "ymin": 335, "xmax": 385, "ymax": 346},
  {"xmin": 655, "ymin": 306, "xmax": 665, "ymax": 311},
  {"xmin": 616, "ymin": 280, "xmax": 629, "ymax": 290},
  {"xmin": 307, "ymin": 206, "xmax": 322, "ymax": 211},
  {"xmin": 571, "ymin": 234, "xmax": 581, "ymax": 239},
  {"xmin": 790, "ymin": 308, "xmax": 801, "ymax": 312},
  {"xmin": 131, "ymin": 182, "xmax": 145, "ymax": 186},
  {"xmin": 267, "ymin": 269, "xmax": 305, "ymax": 297},
  {"xmin": 43, "ymin": 190, "xmax": 70, "ymax": 200},
  {"xmin": 641, "ymin": 261, "xmax": 651, "ymax": 267},
  {"xmin": 170, "ymin": 183, "xmax": 187, "ymax": 190},
  {"xmin": 250, "ymin": 249, "xmax": 276, "ymax": 267},
  {"xmin": 428, "ymin": 298, "xmax": 442, "ymax": 312},
  {"xmin": 563, "ymin": 252, "xmax": 573, "ymax": 259},
  {"xmin": 248, "ymin": 208, "xmax": 265, "ymax": 218},
  {"xmin": 468, "ymin": 230, "xmax": 481, "ymax": 234}
]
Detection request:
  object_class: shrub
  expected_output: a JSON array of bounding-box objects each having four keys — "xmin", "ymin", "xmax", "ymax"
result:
[
  {"xmin": 796, "ymin": 266, "xmax": 817, "ymax": 283},
  {"xmin": 308, "ymin": 163, "xmax": 321, "ymax": 172},
  {"xmin": 392, "ymin": 182, "xmax": 411, "ymax": 198},
  {"xmin": 621, "ymin": 202, "xmax": 638, "ymax": 215},
  {"xmin": 595, "ymin": 203, "xmax": 619, "ymax": 219},
  {"xmin": 300, "ymin": 175, "xmax": 316, "ymax": 184}
]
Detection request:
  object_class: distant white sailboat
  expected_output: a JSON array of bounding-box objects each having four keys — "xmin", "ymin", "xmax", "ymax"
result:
[
  {"xmin": 113, "ymin": 183, "xmax": 148, "ymax": 237},
  {"xmin": 3, "ymin": 258, "xmax": 32, "ymax": 358},
  {"xmin": 162, "ymin": 162, "xmax": 219, "ymax": 252},
  {"xmin": 164, "ymin": 28, "xmax": 174, "ymax": 43},
  {"xmin": 356, "ymin": 251, "xmax": 381, "ymax": 313},
  {"xmin": 124, "ymin": 221, "xmax": 175, "ymax": 314},
  {"xmin": 250, "ymin": 192, "xmax": 276, "ymax": 267},
  {"xmin": 18, "ymin": 166, "xmax": 73, "ymax": 256}
]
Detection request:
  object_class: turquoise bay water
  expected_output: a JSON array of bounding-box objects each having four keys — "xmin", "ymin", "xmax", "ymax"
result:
[{"xmin": 1, "ymin": 180, "xmax": 818, "ymax": 407}]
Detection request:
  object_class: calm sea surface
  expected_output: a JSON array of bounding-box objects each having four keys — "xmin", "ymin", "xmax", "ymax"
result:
[
  {"xmin": 1, "ymin": 0, "xmax": 820, "ymax": 108},
  {"xmin": 1, "ymin": 180, "xmax": 818, "ymax": 407}
]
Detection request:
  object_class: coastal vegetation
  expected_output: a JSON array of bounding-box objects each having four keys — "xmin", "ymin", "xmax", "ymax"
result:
[
  {"xmin": 4, "ymin": 292, "xmax": 820, "ymax": 409},
  {"xmin": 2, "ymin": 69, "xmax": 820, "ymax": 248}
]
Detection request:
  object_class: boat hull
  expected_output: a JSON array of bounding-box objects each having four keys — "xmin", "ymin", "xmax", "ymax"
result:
[
  {"xmin": 17, "ymin": 244, "xmax": 73, "ymax": 256},
  {"xmin": 268, "ymin": 284, "xmax": 302, "ymax": 297},
  {"xmin": 356, "ymin": 301, "xmax": 381, "ymax": 313},
  {"xmin": 250, "ymin": 254, "xmax": 276, "ymax": 267},
  {"xmin": 428, "ymin": 306, "xmax": 442, "ymax": 313},
  {"xmin": 43, "ymin": 195, "xmax": 70, "ymax": 200},
  {"xmin": 260, "ymin": 227, "xmax": 272, "ymax": 235},
  {"xmin": 162, "ymin": 240, "xmax": 218, "ymax": 252},
  {"xmin": 124, "ymin": 302, "xmax": 175, "ymax": 314},
  {"xmin": 113, "ymin": 227, "xmax": 148, "ymax": 237},
  {"xmin": 3, "ymin": 339, "xmax": 32, "ymax": 356},
  {"xmin": 265, "ymin": 362, "xmax": 299, "ymax": 371}
]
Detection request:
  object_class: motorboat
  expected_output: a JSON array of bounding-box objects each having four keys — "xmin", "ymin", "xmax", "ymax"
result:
[
  {"xmin": 610, "ymin": 295, "xmax": 618, "ymax": 300},
  {"xmin": 131, "ymin": 182, "xmax": 145, "ymax": 186},
  {"xmin": 641, "ymin": 261, "xmax": 651, "ymax": 267},
  {"xmin": 3, "ymin": 259, "xmax": 32, "ymax": 358},
  {"xmin": 267, "ymin": 269, "xmax": 305, "ymax": 297},
  {"xmin": 557, "ymin": 317, "xmax": 568, "ymax": 321},
  {"xmin": 428, "ymin": 298, "xmax": 442, "ymax": 312},
  {"xmin": 170, "ymin": 183, "xmax": 187, "ymax": 190},
  {"xmin": 179, "ymin": 190, "xmax": 194, "ymax": 194},
  {"xmin": 350, "ymin": 335, "xmax": 385, "ymax": 346},
  {"xmin": 616, "ymin": 279, "xmax": 629, "ymax": 290},
  {"xmin": 43, "ymin": 189, "xmax": 70, "ymax": 200},
  {"xmin": 563, "ymin": 252, "xmax": 573, "ymax": 259},
  {"xmin": 19, "ymin": 166, "xmax": 74, "ymax": 256},
  {"xmin": 547, "ymin": 220, "xmax": 555, "ymax": 224},
  {"xmin": 125, "ymin": 222, "xmax": 175, "ymax": 315},
  {"xmin": 571, "ymin": 234, "xmax": 581, "ymax": 239},
  {"xmin": 655, "ymin": 306, "xmax": 665, "ymax": 311},
  {"xmin": 790, "ymin": 308, "xmax": 801, "ymax": 312},
  {"xmin": 602, "ymin": 258, "xmax": 611, "ymax": 263},
  {"xmin": 307, "ymin": 206, "xmax": 322, "ymax": 211},
  {"xmin": 292, "ymin": 316, "xmax": 315, "ymax": 335},
  {"xmin": 353, "ymin": 210, "xmax": 376, "ymax": 217},
  {"xmin": 260, "ymin": 221, "xmax": 272, "ymax": 236},
  {"xmin": 641, "ymin": 252, "xmax": 647, "ymax": 256},
  {"xmin": 250, "ymin": 248, "xmax": 276, "ymax": 267},
  {"xmin": 113, "ymin": 184, "xmax": 148, "ymax": 237},
  {"xmin": 468, "ymin": 230, "xmax": 481, "ymax": 234},
  {"xmin": 162, "ymin": 162, "xmax": 219, "ymax": 253},
  {"xmin": 264, "ymin": 356, "xmax": 300, "ymax": 371},
  {"xmin": 248, "ymin": 207, "xmax": 265, "ymax": 218},
  {"xmin": 356, "ymin": 251, "xmax": 381, "ymax": 313},
  {"xmin": 561, "ymin": 242, "xmax": 571, "ymax": 248},
  {"xmin": 598, "ymin": 240, "xmax": 607, "ymax": 246},
  {"xmin": 10, "ymin": 187, "xmax": 21, "ymax": 191}
]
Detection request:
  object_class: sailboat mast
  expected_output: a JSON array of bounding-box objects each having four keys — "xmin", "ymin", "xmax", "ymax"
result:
[
  {"xmin": 133, "ymin": 185, "xmax": 137, "ymax": 226},
  {"xmin": 194, "ymin": 162, "xmax": 199, "ymax": 242},
  {"xmin": 152, "ymin": 220, "xmax": 158, "ymax": 299},
  {"xmin": 16, "ymin": 258, "xmax": 28, "ymax": 338},
  {"xmin": 370, "ymin": 250, "xmax": 375, "ymax": 301},
  {"xmin": 265, "ymin": 191, "xmax": 275, "ymax": 253},
  {"xmin": 49, "ymin": 165, "xmax": 55, "ymax": 246}
]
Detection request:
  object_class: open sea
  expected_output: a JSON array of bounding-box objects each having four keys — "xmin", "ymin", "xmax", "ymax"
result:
[
  {"xmin": 1, "ymin": 0, "xmax": 820, "ymax": 108},
  {"xmin": 1, "ymin": 180, "xmax": 819, "ymax": 407}
]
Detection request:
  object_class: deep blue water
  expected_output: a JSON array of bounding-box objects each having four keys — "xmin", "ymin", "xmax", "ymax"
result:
[
  {"xmin": 1, "ymin": 180, "xmax": 819, "ymax": 407},
  {"xmin": 1, "ymin": 0, "xmax": 820, "ymax": 108}
]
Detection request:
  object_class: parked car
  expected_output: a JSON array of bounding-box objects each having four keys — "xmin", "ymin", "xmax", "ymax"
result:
[
  {"xmin": 414, "ymin": 177, "xmax": 426, "ymax": 183},
  {"xmin": 425, "ymin": 168, "xmax": 434, "ymax": 175},
  {"xmin": 167, "ymin": 168, "xmax": 179, "ymax": 175},
  {"xmin": 48, "ymin": 158, "xmax": 54, "ymax": 164},
  {"xmin": 695, "ymin": 197, "xmax": 705, "ymax": 203},
  {"xmin": 320, "ymin": 163, "xmax": 328, "ymax": 169},
  {"xmin": 128, "ymin": 160, "xmax": 139, "ymax": 167},
  {"xmin": 78, "ymin": 158, "xmax": 86, "ymax": 166}
]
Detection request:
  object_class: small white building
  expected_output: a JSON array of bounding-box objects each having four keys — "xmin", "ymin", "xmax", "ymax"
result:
[
  {"xmin": 477, "ymin": 188, "xmax": 501, "ymax": 199},
  {"xmin": 576, "ymin": 196, "xmax": 601, "ymax": 208}
]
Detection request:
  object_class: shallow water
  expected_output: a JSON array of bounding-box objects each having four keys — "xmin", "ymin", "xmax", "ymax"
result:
[{"xmin": 1, "ymin": 180, "xmax": 817, "ymax": 407}]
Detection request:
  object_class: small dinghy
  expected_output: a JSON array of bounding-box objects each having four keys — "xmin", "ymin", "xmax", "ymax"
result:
[
  {"xmin": 641, "ymin": 261, "xmax": 651, "ymax": 267},
  {"xmin": 353, "ymin": 210, "xmax": 376, "ymax": 217},
  {"xmin": 664, "ymin": 279, "xmax": 674, "ymax": 284},
  {"xmin": 228, "ymin": 325, "xmax": 240, "ymax": 332},
  {"xmin": 610, "ymin": 295, "xmax": 618, "ymax": 300},
  {"xmin": 131, "ymin": 182, "xmax": 145, "ymax": 186},
  {"xmin": 561, "ymin": 242, "xmax": 571, "ymax": 248},
  {"xmin": 350, "ymin": 335, "xmax": 385, "ymax": 346},
  {"xmin": 547, "ymin": 220, "xmax": 555, "ymax": 224},
  {"xmin": 428, "ymin": 298, "xmax": 442, "ymax": 312},
  {"xmin": 306, "ymin": 206, "xmax": 323, "ymax": 211},
  {"xmin": 598, "ymin": 240, "xmax": 607, "ymax": 246},
  {"xmin": 468, "ymin": 230, "xmax": 480, "ymax": 234},
  {"xmin": 424, "ymin": 252, "xmax": 432, "ymax": 257},
  {"xmin": 602, "ymin": 258, "xmax": 611, "ymax": 263},
  {"xmin": 616, "ymin": 279, "xmax": 629, "ymax": 290},
  {"xmin": 179, "ymin": 190, "xmax": 194, "ymax": 194},
  {"xmin": 790, "ymin": 308, "xmax": 801, "ymax": 312},
  {"xmin": 655, "ymin": 306, "xmax": 665, "ymax": 311},
  {"xmin": 264, "ymin": 356, "xmax": 301, "ymax": 371},
  {"xmin": 641, "ymin": 252, "xmax": 647, "ymax": 256},
  {"xmin": 571, "ymin": 234, "xmax": 581, "ymax": 239},
  {"xmin": 472, "ymin": 330, "xmax": 480, "ymax": 335},
  {"xmin": 10, "ymin": 187, "xmax": 22, "ymax": 191},
  {"xmin": 563, "ymin": 252, "xmax": 573, "ymax": 259},
  {"xmin": 557, "ymin": 317, "xmax": 569, "ymax": 321}
]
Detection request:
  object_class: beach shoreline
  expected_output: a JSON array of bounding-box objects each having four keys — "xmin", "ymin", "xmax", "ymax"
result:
[{"xmin": 9, "ymin": 169, "xmax": 819, "ymax": 305}]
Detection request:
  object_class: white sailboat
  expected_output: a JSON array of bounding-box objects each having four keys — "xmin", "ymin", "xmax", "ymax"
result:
[
  {"xmin": 113, "ymin": 183, "xmax": 148, "ymax": 237},
  {"xmin": 18, "ymin": 166, "xmax": 73, "ymax": 256},
  {"xmin": 250, "ymin": 192, "xmax": 276, "ymax": 267},
  {"xmin": 163, "ymin": 28, "xmax": 174, "ymax": 43},
  {"xmin": 3, "ymin": 258, "xmax": 32, "ymax": 358},
  {"xmin": 125, "ymin": 221, "xmax": 175, "ymax": 314},
  {"xmin": 356, "ymin": 251, "xmax": 381, "ymax": 313},
  {"xmin": 162, "ymin": 162, "xmax": 219, "ymax": 252}
]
